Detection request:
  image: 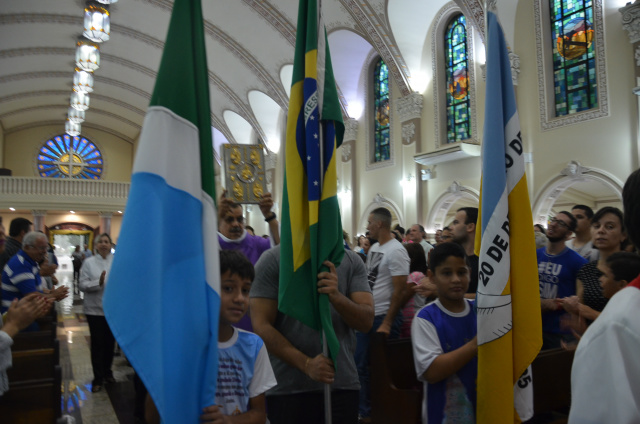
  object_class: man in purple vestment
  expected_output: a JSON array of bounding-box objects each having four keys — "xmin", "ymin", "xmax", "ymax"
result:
[{"xmin": 218, "ymin": 191, "xmax": 280, "ymax": 330}]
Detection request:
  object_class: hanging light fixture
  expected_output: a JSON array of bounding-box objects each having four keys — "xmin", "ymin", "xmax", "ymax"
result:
[
  {"xmin": 76, "ymin": 40, "xmax": 100, "ymax": 72},
  {"xmin": 73, "ymin": 68, "xmax": 94, "ymax": 93},
  {"xmin": 70, "ymin": 92, "xmax": 90, "ymax": 111},
  {"xmin": 68, "ymin": 107, "xmax": 86, "ymax": 124},
  {"xmin": 83, "ymin": 2, "xmax": 110, "ymax": 43},
  {"xmin": 65, "ymin": 120, "xmax": 81, "ymax": 136},
  {"xmin": 95, "ymin": 0, "xmax": 117, "ymax": 3}
]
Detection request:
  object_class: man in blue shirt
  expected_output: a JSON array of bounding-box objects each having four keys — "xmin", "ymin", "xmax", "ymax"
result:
[
  {"xmin": 2, "ymin": 232, "xmax": 68, "ymax": 315},
  {"xmin": 537, "ymin": 211, "xmax": 587, "ymax": 349}
]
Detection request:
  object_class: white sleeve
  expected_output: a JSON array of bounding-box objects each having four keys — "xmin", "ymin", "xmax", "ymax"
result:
[
  {"xmin": 388, "ymin": 246, "xmax": 410, "ymax": 277},
  {"xmin": 411, "ymin": 312, "xmax": 443, "ymax": 382},
  {"xmin": 248, "ymin": 343, "xmax": 277, "ymax": 398}
]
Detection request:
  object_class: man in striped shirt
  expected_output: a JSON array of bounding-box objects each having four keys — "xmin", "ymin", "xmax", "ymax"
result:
[{"xmin": 1, "ymin": 232, "xmax": 68, "ymax": 316}]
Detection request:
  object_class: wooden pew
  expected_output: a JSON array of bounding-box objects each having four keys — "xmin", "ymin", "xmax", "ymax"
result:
[
  {"xmin": 0, "ymin": 338, "xmax": 62, "ymax": 423},
  {"xmin": 370, "ymin": 333, "xmax": 422, "ymax": 424},
  {"xmin": 527, "ymin": 348, "xmax": 575, "ymax": 423},
  {"xmin": 12, "ymin": 329, "xmax": 56, "ymax": 351}
]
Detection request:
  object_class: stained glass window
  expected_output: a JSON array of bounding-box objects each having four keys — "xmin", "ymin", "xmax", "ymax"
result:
[
  {"xmin": 550, "ymin": 0, "xmax": 597, "ymax": 116},
  {"xmin": 37, "ymin": 134, "xmax": 103, "ymax": 179},
  {"xmin": 445, "ymin": 14, "xmax": 470, "ymax": 143},
  {"xmin": 373, "ymin": 58, "xmax": 390, "ymax": 162}
]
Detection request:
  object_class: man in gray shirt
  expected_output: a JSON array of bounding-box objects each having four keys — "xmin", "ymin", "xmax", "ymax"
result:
[{"xmin": 250, "ymin": 246, "xmax": 373, "ymax": 424}]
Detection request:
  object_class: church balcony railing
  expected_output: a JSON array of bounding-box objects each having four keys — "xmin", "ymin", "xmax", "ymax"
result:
[{"xmin": 0, "ymin": 176, "xmax": 129, "ymax": 212}]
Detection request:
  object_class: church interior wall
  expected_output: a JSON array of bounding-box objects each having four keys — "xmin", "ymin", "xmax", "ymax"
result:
[
  {"xmin": 515, "ymin": 0, "xmax": 636, "ymax": 200},
  {"xmin": 3, "ymin": 125, "xmax": 133, "ymax": 182}
]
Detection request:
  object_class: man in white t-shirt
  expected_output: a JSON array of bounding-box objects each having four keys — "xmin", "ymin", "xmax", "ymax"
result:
[{"xmin": 355, "ymin": 207, "xmax": 410, "ymax": 421}]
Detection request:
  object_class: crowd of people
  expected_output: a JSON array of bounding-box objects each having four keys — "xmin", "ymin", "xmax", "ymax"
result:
[{"xmin": 1, "ymin": 169, "xmax": 640, "ymax": 423}]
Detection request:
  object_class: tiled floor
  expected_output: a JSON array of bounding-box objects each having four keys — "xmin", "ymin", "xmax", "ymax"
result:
[{"xmin": 57, "ymin": 277, "xmax": 141, "ymax": 424}]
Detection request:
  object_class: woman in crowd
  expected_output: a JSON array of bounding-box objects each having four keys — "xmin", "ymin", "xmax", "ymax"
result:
[
  {"xmin": 400, "ymin": 243, "xmax": 428, "ymax": 338},
  {"xmin": 79, "ymin": 233, "xmax": 115, "ymax": 393},
  {"xmin": 562, "ymin": 207, "xmax": 626, "ymax": 322}
]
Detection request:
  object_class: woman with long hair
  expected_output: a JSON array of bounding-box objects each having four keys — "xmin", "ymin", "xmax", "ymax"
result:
[
  {"xmin": 561, "ymin": 207, "xmax": 627, "ymax": 323},
  {"xmin": 79, "ymin": 233, "xmax": 115, "ymax": 393}
]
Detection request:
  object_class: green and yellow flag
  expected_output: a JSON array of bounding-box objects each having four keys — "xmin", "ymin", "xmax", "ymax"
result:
[{"xmin": 279, "ymin": 0, "xmax": 345, "ymax": 364}]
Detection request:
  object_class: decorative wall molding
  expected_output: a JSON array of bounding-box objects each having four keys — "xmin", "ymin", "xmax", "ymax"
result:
[
  {"xmin": 341, "ymin": 140, "xmax": 353, "ymax": 162},
  {"xmin": 620, "ymin": 1, "xmax": 640, "ymax": 44},
  {"xmin": 509, "ymin": 52, "xmax": 521, "ymax": 86},
  {"xmin": 458, "ymin": 0, "xmax": 486, "ymax": 42},
  {"xmin": 396, "ymin": 92, "xmax": 424, "ymax": 122},
  {"xmin": 534, "ymin": 0, "xmax": 609, "ymax": 131},
  {"xmin": 340, "ymin": 0, "xmax": 411, "ymax": 96},
  {"xmin": 401, "ymin": 122, "xmax": 416, "ymax": 145},
  {"xmin": 531, "ymin": 162, "xmax": 623, "ymax": 226},
  {"xmin": 344, "ymin": 118, "xmax": 359, "ymax": 142},
  {"xmin": 426, "ymin": 181, "xmax": 479, "ymax": 230},
  {"xmin": 0, "ymin": 177, "xmax": 129, "ymax": 211},
  {"xmin": 359, "ymin": 193, "xmax": 405, "ymax": 230},
  {"xmin": 432, "ymin": 2, "xmax": 479, "ymax": 149}
]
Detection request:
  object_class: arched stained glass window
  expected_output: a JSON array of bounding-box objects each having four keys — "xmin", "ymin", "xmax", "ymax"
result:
[
  {"xmin": 37, "ymin": 134, "xmax": 103, "ymax": 179},
  {"xmin": 445, "ymin": 14, "xmax": 470, "ymax": 143},
  {"xmin": 550, "ymin": 0, "xmax": 597, "ymax": 116},
  {"xmin": 373, "ymin": 59, "xmax": 390, "ymax": 162}
]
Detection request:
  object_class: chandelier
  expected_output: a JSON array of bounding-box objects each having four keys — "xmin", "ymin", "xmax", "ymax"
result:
[
  {"xmin": 71, "ymin": 92, "xmax": 90, "ymax": 111},
  {"xmin": 83, "ymin": 3, "xmax": 110, "ymax": 43},
  {"xmin": 68, "ymin": 107, "xmax": 86, "ymax": 124},
  {"xmin": 65, "ymin": 120, "xmax": 82, "ymax": 137},
  {"xmin": 73, "ymin": 68, "xmax": 94, "ymax": 93},
  {"xmin": 76, "ymin": 40, "xmax": 100, "ymax": 72}
]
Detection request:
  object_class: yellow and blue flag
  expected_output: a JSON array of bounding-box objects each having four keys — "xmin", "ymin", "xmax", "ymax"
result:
[
  {"xmin": 474, "ymin": 9, "xmax": 542, "ymax": 423},
  {"xmin": 103, "ymin": 0, "xmax": 220, "ymax": 422},
  {"xmin": 279, "ymin": 0, "xmax": 345, "ymax": 364}
]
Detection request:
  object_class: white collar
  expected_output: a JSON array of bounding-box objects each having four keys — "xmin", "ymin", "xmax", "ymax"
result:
[{"xmin": 218, "ymin": 230, "xmax": 247, "ymax": 244}]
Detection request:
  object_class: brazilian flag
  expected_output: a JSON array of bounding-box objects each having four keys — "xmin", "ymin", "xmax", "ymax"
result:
[{"xmin": 279, "ymin": 0, "xmax": 345, "ymax": 365}]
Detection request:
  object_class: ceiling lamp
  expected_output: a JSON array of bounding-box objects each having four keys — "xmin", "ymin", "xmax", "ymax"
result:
[
  {"xmin": 65, "ymin": 120, "xmax": 81, "ymax": 136},
  {"xmin": 76, "ymin": 40, "xmax": 100, "ymax": 72},
  {"xmin": 73, "ymin": 68, "xmax": 94, "ymax": 93},
  {"xmin": 70, "ymin": 92, "xmax": 90, "ymax": 111},
  {"xmin": 95, "ymin": 0, "xmax": 117, "ymax": 3},
  {"xmin": 83, "ymin": 3, "xmax": 110, "ymax": 43},
  {"xmin": 68, "ymin": 107, "xmax": 85, "ymax": 124}
]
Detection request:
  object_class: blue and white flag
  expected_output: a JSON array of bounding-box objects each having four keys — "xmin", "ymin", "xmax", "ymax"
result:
[{"xmin": 103, "ymin": 0, "xmax": 220, "ymax": 422}]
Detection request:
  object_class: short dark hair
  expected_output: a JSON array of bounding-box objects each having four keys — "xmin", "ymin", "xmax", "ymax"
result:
[
  {"xmin": 9, "ymin": 217, "xmax": 32, "ymax": 237},
  {"xmin": 534, "ymin": 224, "xmax": 546, "ymax": 235},
  {"xmin": 220, "ymin": 250, "xmax": 255, "ymax": 281},
  {"xmin": 97, "ymin": 233, "xmax": 113, "ymax": 245},
  {"xmin": 391, "ymin": 231, "xmax": 403, "ymax": 242},
  {"xmin": 623, "ymin": 169, "xmax": 640, "ymax": 248},
  {"xmin": 572, "ymin": 204, "xmax": 594, "ymax": 219},
  {"xmin": 591, "ymin": 207, "xmax": 625, "ymax": 234},
  {"xmin": 557, "ymin": 211, "xmax": 577, "ymax": 232},
  {"xmin": 404, "ymin": 243, "xmax": 427, "ymax": 274},
  {"xmin": 457, "ymin": 207, "xmax": 478, "ymax": 225},
  {"xmin": 606, "ymin": 252, "xmax": 640, "ymax": 282},
  {"xmin": 429, "ymin": 242, "xmax": 466, "ymax": 271},
  {"xmin": 393, "ymin": 225, "xmax": 405, "ymax": 236},
  {"xmin": 371, "ymin": 207, "xmax": 392, "ymax": 229}
]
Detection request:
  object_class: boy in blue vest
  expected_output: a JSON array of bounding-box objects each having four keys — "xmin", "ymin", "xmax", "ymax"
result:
[
  {"xmin": 411, "ymin": 242, "xmax": 477, "ymax": 424},
  {"xmin": 147, "ymin": 250, "xmax": 276, "ymax": 423}
]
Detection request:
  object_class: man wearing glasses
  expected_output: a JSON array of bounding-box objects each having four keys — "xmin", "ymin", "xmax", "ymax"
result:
[
  {"xmin": 1, "ymin": 232, "xmax": 68, "ymax": 318},
  {"xmin": 536, "ymin": 212, "xmax": 587, "ymax": 350},
  {"xmin": 217, "ymin": 191, "xmax": 280, "ymax": 265}
]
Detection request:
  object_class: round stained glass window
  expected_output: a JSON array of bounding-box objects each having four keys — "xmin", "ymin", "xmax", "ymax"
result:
[{"xmin": 37, "ymin": 134, "xmax": 103, "ymax": 179}]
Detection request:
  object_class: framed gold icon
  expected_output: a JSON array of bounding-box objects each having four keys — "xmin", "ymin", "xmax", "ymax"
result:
[{"xmin": 222, "ymin": 144, "xmax": 266, "ymax": 204}]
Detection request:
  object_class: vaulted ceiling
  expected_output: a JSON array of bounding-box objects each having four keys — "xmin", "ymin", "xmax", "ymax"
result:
[{"xmin": 1, "ymin": 0, "xmax": 512, "ymax": 160}]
